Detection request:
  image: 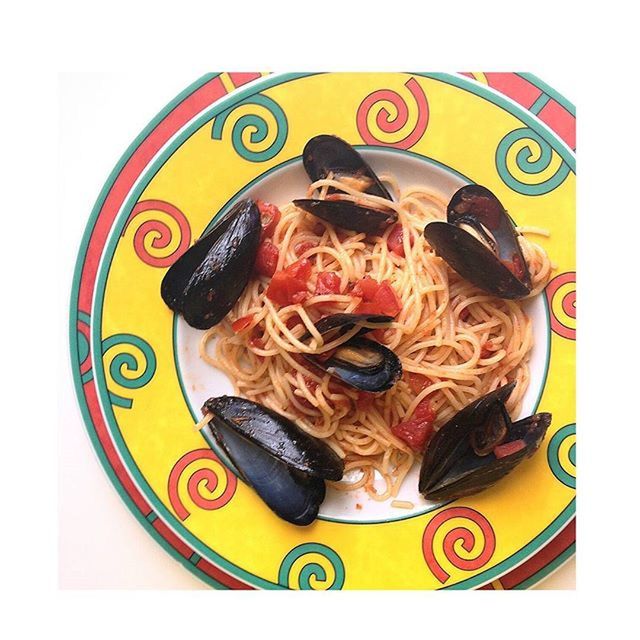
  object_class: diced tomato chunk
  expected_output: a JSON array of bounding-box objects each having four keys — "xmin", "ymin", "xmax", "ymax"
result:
[
  {"xmin": 285, "ymin": 258, "xmax": 312, "ymax": 281},
  {"xmin": 391, "ymin": 399, "xmax": 436, "ymax": 452},
  {"xmin": 290, "ymin": 290, "xmax": 310, "ymax": 304},
  {"xmin": 231, "ymin": 314, "xmax": 254, "ymax": 333},
  {"xmin": 407, "ymin": 373, "xmax": 429, "ymax": 394},
  {"xmin": 387, "ymin": 223, "xmax": 414, "ymax": 257},
  {"xmin": 315, "ymin": 272, "xmax": 342, "ymax": 295},
  {"xmin": 294, "ymin": 241, "xmax": 316, "ymax": 257},
  {"xmin": 256, "ymin": 200, "xmax": 281, "ymax": 240},
  {"xmin": 254, "ymin": 240, "xmax": 279, "ymax": 277},
  {"xmin": 266, "ymin": 259, "xmax": 312, "ymax": 306},
  {"xmin": 414, "ymin": 399, "xmax": 436, "ymax": 422},
  {"xmin": 351, "ymin": 276, "xmax": 380, "ymax": 301},
  {"xmin": 493, "ymin": 439, "xmax": 526, "ymax": 458},
  {"xmin": 356, "ymin": 391, "xmax": 375, "ymax": 410},
  {"xmin": 392, "ymin": 419, "xmax": 435, "ymax": 452},
  {"xmin": 249, "ymin": 335, "xmax": 265, "ymax": 349},
  {"xmin": 351, "ymin": 277, "xmax": 401, "ymax": 317}
]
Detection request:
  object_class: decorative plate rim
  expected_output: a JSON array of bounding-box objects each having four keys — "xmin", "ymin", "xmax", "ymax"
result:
[{"xmin": 69, "ymin": 72, "xmax": 575, "ymax": 589}]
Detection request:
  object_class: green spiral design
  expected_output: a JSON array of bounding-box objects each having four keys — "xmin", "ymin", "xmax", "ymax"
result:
[
  {"xmin": 211, "ymin": 94, "xmax": 288, "ymax": 162},
  {"xmin": 496, "ymin": 127, "xmax": 571, "ymax": 196},
  {"xmin": 102, "ymin": 333, "xmax": 157, "ymax": 408},
  {"xmin": 278, "ymin": 543, "xmax": 345, "ymax": 590},
  {"xmin": 547, "ymin": 423, "xmax": 576, "ymax": 489}
]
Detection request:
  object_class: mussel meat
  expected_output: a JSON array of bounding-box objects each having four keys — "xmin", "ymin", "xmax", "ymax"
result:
[
  {"xmin": 161, "ymin": 199, "xmax": 261, "ymax": 329},
  {"xmin": 294, "ymin": 135, "xmax": 398, "ymax": 234},
  {"xmin": 423, "ymin": 185, "xmax": 532, "ymax": 299},
  {"xmin": 300, "ymin": 313, "xmax": 402, "ymax": 392},
  {"xmin": 202, "ymin": 396, "xmax": 344, "ymax": 526},
  {"xmin": 419, "ymin": 383, "xmax": 551, "ymax": 501}
]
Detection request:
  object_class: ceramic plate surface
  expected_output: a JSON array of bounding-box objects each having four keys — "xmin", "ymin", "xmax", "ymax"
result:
[{"xmin": 70, "ymin": 72, "xmax": 575, "ymax": 589}]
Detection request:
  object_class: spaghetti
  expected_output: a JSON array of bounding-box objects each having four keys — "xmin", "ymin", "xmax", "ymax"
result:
[{"xmin": 199, "ymin": 174, "xmax": 552, "ymax": 502}]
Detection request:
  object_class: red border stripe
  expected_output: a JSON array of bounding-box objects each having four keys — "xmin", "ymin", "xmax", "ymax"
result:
[
  {"xmin": 152, "ymin": 518, "xmax": 193, "ymax": 559},
  {"xmin": 538, "ymin": 99, "xmax": 576, "ymax": 150},
  {"xmin": 484, "ymin": 72, "xmax": 543, "ymax": 110},
  {"xmin": 196, "ymin": 557, "xmax": 255, "ymax": 590},
  {"xmin": 500, "ymin": 518, "xmax": 576, "ymax": 589},
  {"xmin": 84, "ymin": 378, "xmax": 152, "ymax": 516}
]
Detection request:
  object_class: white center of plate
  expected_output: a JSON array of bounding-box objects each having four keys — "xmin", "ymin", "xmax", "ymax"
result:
[{"xmin": 175, "ymin": 149, "xmax": 550, "ymax": 524}]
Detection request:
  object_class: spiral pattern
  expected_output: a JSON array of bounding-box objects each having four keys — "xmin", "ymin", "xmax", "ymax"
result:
[
  {"xmin": 495, "ymin": 127, "xmax": 571, "ymax": 195},
  {"xmin": 422, "ymin": 507, "xmax": 496, "ymax": 584},
  {"xmin": 102, "ymin": 333, "xmax": 157, "ymax": 409},
  {"xmin": 211, "ymin": 94, "xmax": 288, "ymax": 162},
  {"xmin": 77, "ymin": 311, "xmax": 93, "ymax": 383},
  {"xmin": 123, "ymin": 200, "xmax": 192, "ymax": 267},
  {"xmin": 547, "ymin": 424, "xmax": 576, "ymax": 489},
  {"xmin": 356, "ymin": 77, "xmax": 429, "ymax": 149},
  {"xmin": 545, "ymin": 271, "xmax": 576, "ymax": 340},
  {"xmin": 278, "ymin": 543, "xmax": 345, "ymax": 590},
  {"xmin": 168, "ymin": 449, "xmax": 237, "ymax": 520}
]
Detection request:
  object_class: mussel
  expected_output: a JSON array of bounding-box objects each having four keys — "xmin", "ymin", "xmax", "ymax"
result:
[
  {"xmin": 419, "ymin": 383, "xmax": 551, "ymax": 501},
  {"xmin": 300, "ymin": 313, "xmax": 402, "ymax": 392},
  {"xmin": 423, "ymin": 185, "xmax": 532, "ymax": 299},
  {"xmin": 202, "ymin": 396, "xmax": 344, "ymax": 526},
  {"xmin": 294, "ymin": 135, "xmax": 397, "ymax": 234},
  {"xmin": 161, "ymin": 199, "xmax": 261, "ymax": 329}
]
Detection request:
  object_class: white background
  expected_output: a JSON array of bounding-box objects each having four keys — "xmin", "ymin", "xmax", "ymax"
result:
[{"xmin": 5, "ymin": 0, "xmax": 638, "ymax": 638}]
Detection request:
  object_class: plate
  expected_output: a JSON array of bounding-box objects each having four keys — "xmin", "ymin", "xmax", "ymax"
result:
[{"xmin": 70, "ymin": 72, "xmax": 576, "ymax": 589}]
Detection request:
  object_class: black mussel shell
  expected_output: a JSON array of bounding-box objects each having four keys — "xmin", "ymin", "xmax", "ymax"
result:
[
  {"xmin": 203, "ymin": 396, "xmax": 344, "ymax": 481},
  {"xmin": 300, "ymin": 313, "xmax": 401, "ymax": 392},
  {"xmin": 160, "ymin": 199, "xmax": 261, "ymax": 329},
  {"xmin": 301, "ymin": 313, "xmax": 394, "ymax": 342},
  {"xmin": 420, "ymin": 383, "xmax": 516, "ymax": 489},
  {"xmin": 317, "ymin": 336, "xmax": 402, "ymax": 392},
  {"xmin": 203, "ymin": 417, "xmax": 325, "ymax": 526},
  {"xmin": 303, "ymin": 134, "xmax": 392, "ymax": 200},
  {"xmin": 423, "ymin": 185, "xmax": 531, "ymax": 299},
  {"xmin": 419, "ymin": 385, "xmax": 551, "ymax": 501},
  {"xmin": 293, "ymin": 199, "xmax": 397, "ymax": 235}
]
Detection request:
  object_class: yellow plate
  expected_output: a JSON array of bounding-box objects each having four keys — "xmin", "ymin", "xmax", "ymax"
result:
[{"xmin": 70, "ymin": 72, "xmax": 575, "ymax": 589}]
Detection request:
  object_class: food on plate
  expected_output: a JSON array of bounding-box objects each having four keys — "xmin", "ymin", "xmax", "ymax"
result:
[
  {"xmin": 162, "ymin": 134, "xmax": 554, "ymax": 524},
  {"xmin": 418, "ymin": 383, "xmax": 551, "ymax": 501},
  {"xmin": 198, "ymin": 396, "xmax": 343, "ymax": 525}
]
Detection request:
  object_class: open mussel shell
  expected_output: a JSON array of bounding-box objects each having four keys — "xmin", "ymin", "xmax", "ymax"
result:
[
  {"xmin": 160, "ymin": 199, "xmax": 261, "ymax": 329},
  {"xmin": 202, "ymin": 396, "xmax": 344, "ymax": 526},
  {"xmin": 293, "ymin": 199, "xmax": 397, "ymax": 235},
  {"xmin": 296, "ymin": 135, "xmax": 397, "ymax": 234},
  {"xmin": 303, "ymin": 134, "xmax": 392, "ymax": 200},
  {"xmin": 300, "ymin": 313, "xmax": 402, "ymax": 392},
  {"xmin": 419, "ymin": 384, "xmax": 551, "ymax": 501},
  {"xmin": 423, "ymin": 185, "xmax": 531, "ymax": 299},
  {"xmin": 318, "ymin": 336, "xmax": 402, "ymax": 392}
]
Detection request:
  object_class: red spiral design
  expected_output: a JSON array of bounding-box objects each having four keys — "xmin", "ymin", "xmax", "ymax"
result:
[
  {"xmin": 168, "ymin": 449, "xmax": 237, "ymax": 520},
  {"xmin": 422, "ymin": 507, "xmax": 496, "ymax": 584},
  {"xmin": 356, "ymin": 77, "xmax": 429, "ymax": 149},
  {"xmin": 124, "ymin": 199, "xmax": 191, "ymax": 267},
  {"xmin": 545, "ymin": 271, "xmax": 576, "ymax": 340}
]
